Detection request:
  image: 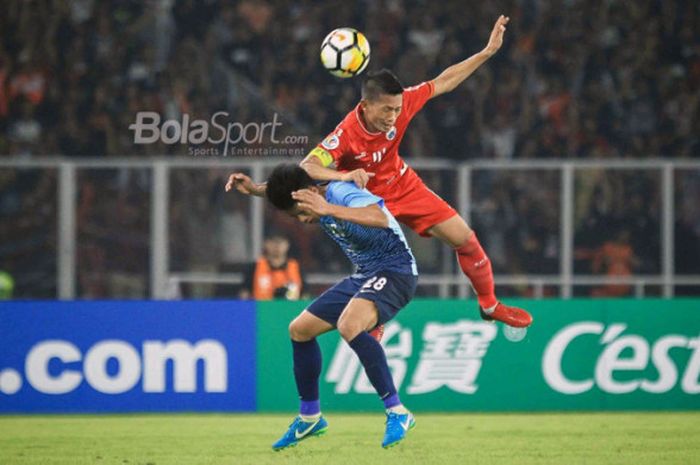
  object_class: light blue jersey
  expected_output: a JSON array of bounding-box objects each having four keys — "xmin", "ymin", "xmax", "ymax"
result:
[{"xmin": 320, "ymin": 181, "xmax": 417, "ymax": 278}]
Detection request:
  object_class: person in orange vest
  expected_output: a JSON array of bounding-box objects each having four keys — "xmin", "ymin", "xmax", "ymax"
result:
[
  {"xmin": 240, "ymin": 234, "xmax": 303, "ymax": 300},
  {"xmin": 591, "ymin": 229, "xmax": 640, "ymax": 297}
]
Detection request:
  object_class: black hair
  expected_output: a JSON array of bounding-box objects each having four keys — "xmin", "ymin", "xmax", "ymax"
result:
[
  {"xmin": 266, "ymin": 163, "xmax": 315, "ymax": 211},
  {"xmin": 361, "ymin": 69, "xmax": 404, "ymax": 101}
]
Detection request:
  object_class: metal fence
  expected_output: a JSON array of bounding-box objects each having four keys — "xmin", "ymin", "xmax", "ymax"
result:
[{"xmin": 1, "ymin": 157, "xmax": 699, "ymax": 300}]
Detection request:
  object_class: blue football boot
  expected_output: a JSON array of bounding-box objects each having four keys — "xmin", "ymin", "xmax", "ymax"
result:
[
  {"xmin": 272, "ymin": 415, "xmax": 328, "ymax": 450},
  {"xmin": 382, "ymin": 411, "xmax": 415, "ymax": 448}
]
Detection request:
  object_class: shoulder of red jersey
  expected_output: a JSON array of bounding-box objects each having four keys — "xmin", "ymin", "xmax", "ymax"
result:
[
  {"xmin": 309, "ymin": 118, "xmax": 351, "ymax": 167},
  {"xmin": 310, "ymin": 106, "xmax": 370, "ymax": 167},
  {"xmin": 401, "ymin": 81, "xmax": 435, "ymax": 119},
  {"xmin": 404, "ymin": 81, "xmax": 435, "ymax": 94}
]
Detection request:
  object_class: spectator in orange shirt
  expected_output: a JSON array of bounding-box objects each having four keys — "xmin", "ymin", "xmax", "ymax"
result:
[
  {"xmin": 591, "ymin": 230, "xmax": 640, "ymax": 297},
  {"xmin": 240, "ymin": 234, "xmax": 303, "ymax": 300}
]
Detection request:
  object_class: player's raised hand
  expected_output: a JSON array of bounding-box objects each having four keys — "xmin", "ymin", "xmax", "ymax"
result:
[
  {"xmin": 484, "ymin": 15, "xmax": 509, "ymax": 56},
  {"xmin": 340, "ymin": 169, "xmax": 375, "ymax": 189},
  {"xmin": 225, "ymin": 173, "xmax": 258, "ymax": 195},
  {"xmin": 292, "ymin": 189, "xmax": 331, "ymax": 216}
]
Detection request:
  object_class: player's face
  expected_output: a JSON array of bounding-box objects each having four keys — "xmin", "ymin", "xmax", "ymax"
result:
[
  {"xmin": 263, "ymin": 238, "xmax": 289, "ymax": 259},
  {"xmin": 361, "ymin": 93, "xmax": 403, "ymax": 133},
  {"xmin": 287, "ymin": 204, "xmax": 319, "ymax": 224}
]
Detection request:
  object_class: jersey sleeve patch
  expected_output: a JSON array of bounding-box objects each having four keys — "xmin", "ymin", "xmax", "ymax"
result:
[
  {"xmin": 309, "ymin": 147, "xmax": 334, "ymax": 167},
  {"xmin": 321, "ymin": 134, "xmax": 340, "ymax": 150}
]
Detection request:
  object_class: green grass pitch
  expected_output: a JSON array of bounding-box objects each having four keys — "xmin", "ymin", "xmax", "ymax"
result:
[{"xmin": 0, "ymin": 413, "xmax": 698, "ymax": 465}]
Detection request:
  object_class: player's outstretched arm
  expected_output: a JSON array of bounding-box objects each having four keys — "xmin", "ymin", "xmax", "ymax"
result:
[
  {"xmin": 300, "ymin": 153, "xmax": 374, "ymax": 189},
  {"xmin": 431, "ymin": 15, "xmax": 509, "ymax": 98},
  {"xmin": 292, "ymin": 189, "xmax": 388, "ymax": 229},
  {"xmin": 224, "ymin": 172, "xmax": 267, "ymax": 197},
  {"xmin": 224, "ymin": 153, "xmax": 373, "ymax": 196}
]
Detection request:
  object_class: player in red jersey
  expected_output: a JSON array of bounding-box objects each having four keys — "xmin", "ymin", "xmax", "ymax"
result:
[{"xmin": 227, "ymin": 15, "xmax": 532, "ymax": 328}]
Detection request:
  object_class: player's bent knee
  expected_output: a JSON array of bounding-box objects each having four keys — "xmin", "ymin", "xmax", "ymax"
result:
[
  {"xmin": 337, "ymin": 318, "xmax": 363, "ymax": 342},
  {"xmin": 288, "ymin": 319, "xmax": 313, "ymax": 342}
]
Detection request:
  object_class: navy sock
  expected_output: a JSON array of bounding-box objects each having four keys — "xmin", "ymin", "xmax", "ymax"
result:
[
  {"xmin": 383, "ymin": 393, "xmax": 401, "ymax": 409},
  {"xmin": 292, "ymin": 339, "xmax": 322, "ymax": 414},
  {"xmin": 348, "ymin": 332, "xmax": 399, "ymax": 405}
]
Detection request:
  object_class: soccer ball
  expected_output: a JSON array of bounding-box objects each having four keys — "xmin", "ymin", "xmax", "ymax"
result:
[{"xmin": 320, "ymin": 28, "xmax": 371, "ymax": 78}]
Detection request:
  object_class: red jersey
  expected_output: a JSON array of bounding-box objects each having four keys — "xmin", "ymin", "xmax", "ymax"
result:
[
  {"xmin": 310, "ymin": 81, "xmax": 434, "ymax": 199},
  {"xmin": 309, "ymin": 80, "xmax": 457, "ymax": 237}
]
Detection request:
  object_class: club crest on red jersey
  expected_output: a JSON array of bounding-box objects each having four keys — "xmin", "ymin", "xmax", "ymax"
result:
[{"xmin": 386, "ymin": 126, "xmax": 397, "ymax": 140}]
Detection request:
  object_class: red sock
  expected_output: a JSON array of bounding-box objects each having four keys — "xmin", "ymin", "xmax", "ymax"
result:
[{"xmin": 455, "ymin": 233, "xmax": 498, "ymax": 309}]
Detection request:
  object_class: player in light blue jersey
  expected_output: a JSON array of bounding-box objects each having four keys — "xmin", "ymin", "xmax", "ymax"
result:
[{"xmin": 262, "ymin": 163, "xmax": 417, "ymax": 450}]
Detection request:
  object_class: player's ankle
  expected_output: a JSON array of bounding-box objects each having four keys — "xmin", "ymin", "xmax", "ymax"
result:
[
  {"xmin": 386, "ymin": 404, "xmax": 409, "ymax": 414},
  {"xmin": 300, "ymin": 412, "xmax": 322, "ymax": 422},
  {"xmin": 482, "ymin": 302, "xmax": 498, "ymax": 314}
]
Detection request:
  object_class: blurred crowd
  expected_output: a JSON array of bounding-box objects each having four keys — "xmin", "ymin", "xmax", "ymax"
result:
[
  {"xmin": 1, "ymin": 0, "xmax": 698, "ymax": 158},
  {"xmin": 1, "ymin": 0, "xmax": 699, "ymax": 298}
]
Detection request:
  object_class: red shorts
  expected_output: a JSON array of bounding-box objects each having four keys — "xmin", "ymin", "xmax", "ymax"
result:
[{"xmin": 379, "ymin": 168, "xmax": 458, "ymax": 237}]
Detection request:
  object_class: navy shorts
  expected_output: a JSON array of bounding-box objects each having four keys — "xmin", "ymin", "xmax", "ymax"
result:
[{"xmin": 306, "ymin": 270, "xmax": 417, "ymax": 327}]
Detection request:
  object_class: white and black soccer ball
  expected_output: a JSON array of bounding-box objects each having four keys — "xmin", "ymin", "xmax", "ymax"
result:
[{"xmin": 320, "ymin": 28, "xmax": 371, "ymax": 78}]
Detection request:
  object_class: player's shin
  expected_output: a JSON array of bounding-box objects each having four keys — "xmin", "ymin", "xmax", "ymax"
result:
[
  {"xmin": 455, "ymin": 233, "xmax": 498, "ymax": 310},
  {"xmin": 347, "ymin": 332, "xmax": 402, "ymax": 409},
  {"xmin": 291, "ymin": 339, "xmax": 322, "ymax": 417},
  {"xmin": 348, "ymin": 332, "xmax": 415, "ymax": 448}
]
